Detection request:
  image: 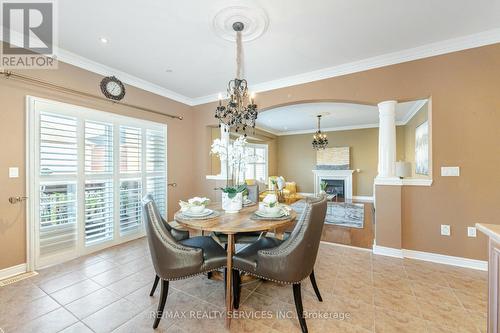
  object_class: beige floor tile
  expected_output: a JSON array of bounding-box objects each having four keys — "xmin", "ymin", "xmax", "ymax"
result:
[
  {"xmin": 410, "ymin": 280, "xmax": 461, "ymax": 306},
  {"xmin": 333, "ymin": 278, "xmax": 374, "ymax": 304},
  {"xmin": 374, "ymin": 306, "xmax": 427, "ymax": 333},
  {"xmin": 373, "ymin": 273, "xmax": 413, "ymax": 295},
  {"xmin": 16, "ymin": 307, "xmax": 78, "ymax": 333},
  {"xmin": 59, "ymin": 321, "xmax": 95, "ymax": 333},
  {"xmin": 417, "ymin": 297, "xmax": 477, "ymax": 331},
  {"xmin": 112, "ymin": 304, "xmax": 176, "ymax": 333},
  {"xmin": 0, "ymin": 294, "xmax": 60, "ymax": 331},
  {"xmin": 37, "ymin": 271, "xmax": 87, "ymax": 294},
  {"xmin": 83, "ymin": 298, "xmax": 142, "ymax": 333},
  {"xmin": 50, "ymin": 279, "xmax": 102, "ymax": 305},
  {"xmin": 373, "ymin": 287, "xmax": 420, "ymax": 315},
  {"xmin": 78, "ymin": 259, "xmax": 117, "ymax": 278},
  {"xmin": 0, "ymin": 238, "xmax": 488, "ymax": 333},
  {"xmin": 327, "ymin": 295, "xmax": 375, "ymax": 331},
  {"xmin": 106, "ymin": 269, "xmax": 155, "ymax": 297},
  {"xmin": 125, "ymin": 283, "xmax": 177, "ymax": 311},
  {"xmin": 0, "ymin": 280, "xmax": 46, "ymax": 305},
  {"xmin": 65, "ymin": 288, "xmax": 121, "ymax": 319}
]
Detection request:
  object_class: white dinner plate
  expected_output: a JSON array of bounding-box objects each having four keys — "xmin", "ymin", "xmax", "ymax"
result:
[
  {"xmin": 255, "ymin": 210, "xmax": 285, "ymax": 218},
  {"xmin": 183, "ymin": 208, "xmax": 213, "ymax": 217}
]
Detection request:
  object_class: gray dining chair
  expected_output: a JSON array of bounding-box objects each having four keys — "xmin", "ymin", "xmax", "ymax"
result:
[
  {"xmin": 231, "ymin": 195, "xmax": 327, "ymax": 333},
  {"xmin": 148, "ymin": 201, "xmax": 190, "ymax": 297},
  {"xmin": 142, "ymin": 195, "xmax": 227, "ymax": 329}
]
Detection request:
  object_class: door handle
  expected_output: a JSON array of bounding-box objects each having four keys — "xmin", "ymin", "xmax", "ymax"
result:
[
  {"xmin": 9, "ymin": 196, "xmax": 28, "ymax": 204},
  {"xmin": 168, "ymin": 183, "xmax": 177, "ymax": 187}
]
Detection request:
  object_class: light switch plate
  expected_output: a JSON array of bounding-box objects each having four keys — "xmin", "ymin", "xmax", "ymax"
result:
[
  {"xmin": 441, "ymin": 224, "xmax": 451, "ymax": 236},
  {"xmin": 441, "ymin": 166, "xmax": 460, "ymax": 177},
  {"xmin": 9, "ymin": 167, "xmax": 19, "ymax": 178},
  {"xmin": 468, "ymin": 227, "xmax": 477, "ymax": 238}
]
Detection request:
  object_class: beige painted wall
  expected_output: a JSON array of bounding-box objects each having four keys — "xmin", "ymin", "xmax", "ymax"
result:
[
  {"xmin": 193, "ymin": 43, "xmax": 500, "ymax": 260},
  {"xmin": 375, "ymin": 185, "xmax": 402, "ymax": 249},
  {"xmin": 0, "ymin": 62, "xmax": 194, "ymax": 270},
  {"xmin": 276, "ymin": 126, "xmax": 406, "ymax": 196}
]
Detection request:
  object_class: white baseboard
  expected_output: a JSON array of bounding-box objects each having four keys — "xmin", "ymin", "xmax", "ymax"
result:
[
  {"xmin": 0, "ymin": 263, "xmax": 27, "ymax": 280},
  {"xmin": 403, "ymin": 249, "xmax": 488, "ymax": 271},
  {"xmin": 352, "ymin": 195, "xmax": 374, "ymax": 202},
  {"xmin": 320, "ymin": 240, "xmax": 372, "ymax": 252},
  {"xmin": 373, "ymin": 245, "xmax": 404, "ymax": 258},
  {"xmin": 372, "ymin": 245, "xmax": 487, "ymax": 271},
  {"xmin": 297, "ymin": 192, "xmax": 374, "ymax": 202}
]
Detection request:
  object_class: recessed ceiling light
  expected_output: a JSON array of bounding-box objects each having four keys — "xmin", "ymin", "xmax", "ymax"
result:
[
  {"xmin": 165, "ymin": 69, "xmax": 173, "ymax": 73},
  {"xmin": 99, "ymin": 37, "xmax": 108, "ymax": 44}
]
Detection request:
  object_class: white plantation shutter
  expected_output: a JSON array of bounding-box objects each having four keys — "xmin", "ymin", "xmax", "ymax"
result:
[
  {"xmin": 146, "ymin": 129, "xmax": 166, "ymax": 173},
  {"xmin": 146, "ymin": 128, "xmax": 166, "ymax": 216},
  {"xmin": 119, "ymin": 179, "xmax": 142, "ymax": 235},
  {"xmin": 120, "ymin": 126, "xmax": 142, "ymax": 173},
  {"xmin": 31, "ymin": 97, "xmax": 167, "ymax": 269},
  {"xmin": 243, "ymin": 144, "xmax": 268, "ymax": 182},
  {"xmin": 85, "ymin": 121, "xmax": 113, "ymax": 174},
  {"xmin": 39, "ymin": 183, "xmax": 77, "ymax": 255},
  {"xmin": 40, "ymin": 113, "xmax": 77, "ymax": 175},
  {"xmin": 147, "ymin": 176, "xmax": 166, "ymax": 216},
  {"xmin": 85, "ymin": 181, "xmax": 113, "ymax": 245}
]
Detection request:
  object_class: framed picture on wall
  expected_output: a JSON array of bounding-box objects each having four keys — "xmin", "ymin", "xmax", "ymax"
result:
[{"xmin": 415, "ymin": 120, "xmax": 429, "ymax": 175}]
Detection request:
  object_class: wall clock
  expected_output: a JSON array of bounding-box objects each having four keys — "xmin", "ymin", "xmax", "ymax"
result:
[{"xmin": 100, "ymin": 76, "xmax": 126, "ymax": 101}]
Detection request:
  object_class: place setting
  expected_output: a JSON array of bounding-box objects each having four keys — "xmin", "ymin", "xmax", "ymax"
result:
[
  {"xmin": 251, "ymin": 194, "xmax": 292, "ymax": 221},
  {"xmin": 177, "ymin": 197, "xmax": 220, "ymax": 220}
]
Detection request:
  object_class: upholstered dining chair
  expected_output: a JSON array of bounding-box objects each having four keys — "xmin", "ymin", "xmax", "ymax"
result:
[
  {"xmin": 142, "ymin": 195, "xmax": 227, "ymax": 329},
  {"xmin": 231, "ymin": 195, "xmax": 327, "ymax": 333},
  {"xmin": 149, "ymin": 207, "xmax": 190, "ymax": 297}
]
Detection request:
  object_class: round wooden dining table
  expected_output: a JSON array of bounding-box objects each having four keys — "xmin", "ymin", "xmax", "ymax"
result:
[{"xmin": 174, "ymin": 203, "xmax": 297, "ymax": 327}]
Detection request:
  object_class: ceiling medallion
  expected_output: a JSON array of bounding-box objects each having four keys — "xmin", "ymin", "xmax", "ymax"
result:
[
  {"xmin": 212, "ymin": 6, "xmax": 269, "ymax": 42},
  {"xmin": 215, "ymin": 21, "xmax": 258, "ymax": 135},
  {"xmin": 312, "ymin": 115, "xmax": 329, "ymax": 150}
]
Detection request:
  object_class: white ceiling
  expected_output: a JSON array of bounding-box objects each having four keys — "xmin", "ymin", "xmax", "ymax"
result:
[
  {"xmin": 257, "ymin": 100, "xmax": 427, "ymax": 135},
  {"xmin": 7, "ymin": 0, "xmax": 500, "ymax": 104}
]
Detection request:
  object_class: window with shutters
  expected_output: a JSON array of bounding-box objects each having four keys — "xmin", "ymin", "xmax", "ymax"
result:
[
  {"xmin": 244, "ymin": 143, "xmax": 268, "ymax": 183},
  {"xmin": 28, "ymin": 97, "xmax": 167, "ymax": 269}
]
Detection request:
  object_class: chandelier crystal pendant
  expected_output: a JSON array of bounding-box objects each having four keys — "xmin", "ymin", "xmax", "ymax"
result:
[
  {"xmin": 215, "ymin": 22, "xmax": 258, "ymax": 136},
  {"xmin": 312, "ymin": 115, "xmax": 328, "ymax": 150}
]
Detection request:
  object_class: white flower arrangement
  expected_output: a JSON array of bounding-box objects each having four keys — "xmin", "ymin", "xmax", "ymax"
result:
[
  {"xmin": 210, "ymin": 135, "xmax": 256, "ymax": 195},
  {"xmin": 188, "ymin": 197, "xmax": 210, "ymax": 206},
  {"xmin": 262, "ymin": 193, "xmax": 278, "ymax": 208}
]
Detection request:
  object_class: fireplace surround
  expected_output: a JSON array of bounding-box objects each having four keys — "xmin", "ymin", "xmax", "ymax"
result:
[{"xmin": 312, "ymin": 169, "xmax": 354, "ymax": 199}]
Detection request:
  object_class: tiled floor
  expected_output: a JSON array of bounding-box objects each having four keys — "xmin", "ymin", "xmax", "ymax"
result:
[{"xmin": 0, "ymin": 238, "xmax": 487, "ymax": 333}]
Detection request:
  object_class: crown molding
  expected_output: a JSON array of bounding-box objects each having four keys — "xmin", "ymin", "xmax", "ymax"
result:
[
  {"xmin": 400, "ymin": 99, "xmax": 428, "ymax": 125},
  {"xmin": 258, "ymin": 123, "xmax": 381, "ymax": 136},
  {"xmin": 57, "ymin": 49, "xmax": 195, "ymax": 106},
  {"xmin": 2, "ymin": 30, "xmax": 195, "ymax": 106},
  {"xmin": 4, "ymin": 28, "xmax": 500, "ymax": 107},
  {"xmin": 193, "ymin": 28, "xmax": 500, "ymax": 106}
]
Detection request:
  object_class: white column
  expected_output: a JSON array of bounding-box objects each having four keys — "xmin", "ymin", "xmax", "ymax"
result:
[{"xmin": 377, "ymin": 100, "xmax": 397, "ymax": 179}]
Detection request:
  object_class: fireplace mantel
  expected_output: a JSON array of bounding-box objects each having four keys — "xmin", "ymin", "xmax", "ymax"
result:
[{"xmin": 312, "ymin": 169, "xmax": 354, "ymax": 199}]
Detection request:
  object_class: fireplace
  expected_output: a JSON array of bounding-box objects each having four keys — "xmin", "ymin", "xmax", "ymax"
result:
[
  {"xmin": 312, "ymin": 169, "xmax": 354, "ymax": 199},
  {"xmin": 321, "ymin": 179, "xmax": 345, "ymax": 198}
]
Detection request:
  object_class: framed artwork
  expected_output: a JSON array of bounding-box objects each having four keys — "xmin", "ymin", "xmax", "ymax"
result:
[
  {"xmin": 415, "ymin": 120, "xmax": 429, "ymax": 175},
  {"xmin": 316, "ymin": 147, "xmax": 350, "ymax": 170}
]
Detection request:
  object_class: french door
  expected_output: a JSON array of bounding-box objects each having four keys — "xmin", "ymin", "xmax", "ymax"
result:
[{"xmin": 27, "ymin": 96, "xmax": 167, "ymax": 269}]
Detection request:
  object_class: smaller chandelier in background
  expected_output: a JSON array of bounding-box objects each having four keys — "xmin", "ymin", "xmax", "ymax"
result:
[{"xmin": 312, "ymin": 115, "xmax": 328, "ymax": 150}]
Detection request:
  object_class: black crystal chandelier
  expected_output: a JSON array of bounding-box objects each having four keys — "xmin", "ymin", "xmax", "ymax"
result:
[
  {"xmin": 215, "ymin": 22, "xmax": 258, "ymax": 135},
  {"xmin": 312, "ymin": 115, "xmax": 328, "ymax": 150}
]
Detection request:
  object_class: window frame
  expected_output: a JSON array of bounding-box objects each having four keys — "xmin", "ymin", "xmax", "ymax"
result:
[
  {"xmin": 244, "ymin": 142, "xmax": 268, "ymax": 183},
  {"xmin": 27, "ymin": 96, "xmax": 168, "ymax": 270}
]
